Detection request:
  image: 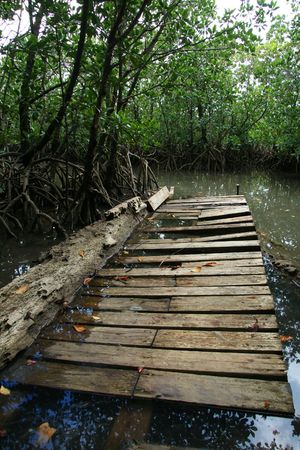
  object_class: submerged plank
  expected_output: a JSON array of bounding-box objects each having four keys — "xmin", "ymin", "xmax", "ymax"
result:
[
  {"xmin": 38, "ymin": 341, "xmax": 287, "ymax": 379},
  {"xmin": 153, "ymin": 330, "xmax": 282, "ymax": 352},
  {"xmin": 145, "ymin": 222, "xmax": 255, "ymax": 233},
  {"xmin": 63, "ymin": 311, "xmax": 278, "ymax": 330},
  {"xmin": 132, "ymin": 231, "xmax": 257, "ymax": 244},
  {"xmin": 134, "ymin": 370, "xmax": 293, "ymax": 415}
]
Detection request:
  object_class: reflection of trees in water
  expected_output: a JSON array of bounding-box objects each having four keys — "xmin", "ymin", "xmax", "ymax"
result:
[
  {"xmin": 148, "ymin": 404, "xmax": 296, "ymax": 450},
  {"xmin": 265, "ymin": 258, "xmax": 300, "ymax": 365}
]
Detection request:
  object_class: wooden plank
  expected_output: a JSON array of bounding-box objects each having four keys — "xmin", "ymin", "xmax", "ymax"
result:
[
  {"xmin": 198, "ymin": 207, "xmax": 250, "ymax": 220},
  {"xmin": 96, "ymin": 266, "xmax": 265, "ymax": 277},
  {"xmin": 134, "ymin": 370, "xmax": 294, "ymax": 414},
  {"xmin": 127, "ymin": 240, "xmax": 260, "ymax": 251},
  {"xmin": 134, "ymin": 231, "xmax": 258, "ymax": 244},
  {"xmin": 129, "ymin": 444, "xmax": 200, "ymax": 450},
  {"xmin": 175, "ymin": 274, "xmax": 267, "ymax": 286},
  {"xmin": 90, "ymin": 285, "xmax": 271, "ymax": 297},
  {"xmin": 10, "ymin": 361, "xmax": 138, "ymax": 397},
  {"xmin": 41, "ymin": 325, "xmax": 156, "ymax": 346},
  {"xmin": 105, "ymin": 401, "xmax": 153, "ymax": 450},
  {"xmin": 167, "ymin": 195, "xmax": 246, "ymax": 204},
  {"xmin": 117, "ymin": 252, "xmax": 263, "ymax": 264},
  {"xmin": 145, "ymin": 222, "xmax": 255, "ymax": 233},
  {"xmin": 63, "ymin": 311, "xmax": 278, "ymax": 330},
  {"xmin": 38, "ymin": 341, "xmax": 287, "ymax": 379},
  {"xmin": 147, "ymin": 186, "xmax": 170, "ymax": 211},
  {"xmin": 74, "ymin": 295, "xmax": 170, "ymax": 311},
  {"xmin": 91, "ymin": 277, "xmax": 176, "ymax": 288},
  {"xmin": 153, "ymin": 330, "xmax": 282, "ymax": 352},
  {"xmin": 181, "ymin": 258, "xmax": 263, "ymax": 267},
  {"xmin": 169, "ymin": 295, "xmax": 274, "ymax": 312}
]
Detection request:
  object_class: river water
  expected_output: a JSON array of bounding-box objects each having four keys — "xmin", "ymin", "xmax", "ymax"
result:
[{"xmin": 1, "ymin": 170, "xmax": 300, "ymax": 449}]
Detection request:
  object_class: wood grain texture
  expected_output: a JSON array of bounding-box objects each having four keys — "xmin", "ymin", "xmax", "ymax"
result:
[
  {"xmin": 169, "ymin": 295, "xmax": 274, "ymax": 312},
  {"xmin": 62, "ymin": 311, "xmax": 278, "ymax": 330},
  {"xmin": 134, "ymin": 370, "xmax": 293, "ymax": 414},
  {"xmin": 38, "ymin": 340, "xmax": 287, "ymax": 378},
  {"xmin": 117, "ymin": 252, "xmax": 263, "ymax": 264},
  {"xmin": 127, "ymin": 239, "xmax": 260, "ymax": 251},
  {"xmin": 147, "ymin": 186, "xmax": 170, "ymax": 211}
]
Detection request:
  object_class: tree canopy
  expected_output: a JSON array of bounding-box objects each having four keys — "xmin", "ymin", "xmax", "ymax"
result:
[{"xmin": 0, "ymin": 0, "xmax": 299, "ymax": 235}]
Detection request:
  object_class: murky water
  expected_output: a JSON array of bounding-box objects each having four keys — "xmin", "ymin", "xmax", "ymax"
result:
[{"xmin": 1, "ymin": 170, "xmax": 300, "ymax": 449}]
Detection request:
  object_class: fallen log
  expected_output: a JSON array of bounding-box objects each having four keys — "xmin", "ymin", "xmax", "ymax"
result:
[{"xmin": 0, "ymin": 198, "xmax": 147, "ymax": 369}]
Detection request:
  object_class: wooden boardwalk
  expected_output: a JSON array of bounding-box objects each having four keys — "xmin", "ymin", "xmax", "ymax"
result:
[{"xmin": 6, "ymin": 194, "xmax": 294, "ymax": 415}]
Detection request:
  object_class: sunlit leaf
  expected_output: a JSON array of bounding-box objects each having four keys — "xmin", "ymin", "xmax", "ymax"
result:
[
  {"xmin": 123, "ymin": 250, "xmax": 129, "ymax": 255},
  {"xmin": 79, "ymin": 249, "xmax": 85, "ymax": 257},
  {"xmin": 280, "ymin": 335, "xmax": 293, "ymax": 342},
  {"xmin": 15, "ymin": 284, "xmax": 29, "ymax": 294},
  {"xmin": 83, "ymin": 277, "xmax": 92, "ymax": 286},
  {"xmin": 114, "ymin": 276, "xmax": 129, "ymax": 281},
  {"xmin": 264, "ymin": 400, "xmax": 270, "ymax": 409},
  {"xmin": 203, "ymin": 262, "xmax": 218, "ymax": 267},
  {"xmin": 138, "ymin": 367, "xmax": 144, "ymax": 373},
  {"xmin": 0, "ymin": 385, "xmax": 10, "ymax": 396},
  {"xmin": 36, "ymin": 422, "xmax": 56, "ymax": 446},
  {"xmin": 26, "ymin": 359, "xmax": 37, "ymax": 366},
  {"xmin": 192, "ymin": 266, "xmax": 202, "ymax": 273},
  {"xmin": 91, "ymin": 315, "xmax": 102, "ymax": 321},
  {"xmin": 137, "ymin": 257, "xmax": 144, "ymax": 262},
  {"xmin": 73, "ymin": 324, "xmax": 86, "ymax": 333}
]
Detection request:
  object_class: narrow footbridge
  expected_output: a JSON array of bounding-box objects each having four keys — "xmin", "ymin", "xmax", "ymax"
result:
[{"xmin": 6, "ymin": 194, "xmax": 294, "ymax": 415}]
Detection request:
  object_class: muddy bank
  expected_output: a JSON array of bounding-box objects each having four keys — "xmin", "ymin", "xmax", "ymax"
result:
[{"xmin": 0, "ymin": 197, "xmax": 147, "ymax": 369}]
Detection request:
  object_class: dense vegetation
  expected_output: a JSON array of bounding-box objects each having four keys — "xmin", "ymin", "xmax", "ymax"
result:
[{"xmin": 0, "ymin": 0, "xmax": 299, "ymax": 234}]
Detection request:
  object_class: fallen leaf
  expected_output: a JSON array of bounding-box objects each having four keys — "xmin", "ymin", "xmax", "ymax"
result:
[
  {"xmin": 137, "ymin": 257, "xmax": 144, "ymax": 262},
  {"xmin": 138, "ymin": 367, "xmax": 144, "ymax": 374},
  {"xmin": 192, "ymin": 266, "xmax": 202, "ymax": 273},
  {"xmin": 91, "ymin": 315, "xmax": 102, "ymax": 321},
  {"xmin": 248, "ymin": 318, "xmax": 259, "ymax": 331},
  {"xmin": 15, "ymin": 283, "xmax": 29, "ymax": 294},
  {"xmin": 36, "ymin": 422, "xmax": 56, "ymax": 446},
  {"xmin": 26, "ymin": 359, "xmax": 37, "ymax": 366},
  {"xmin": 79, "ymin": 249, "xmax": 85, "ymax": 257},
  {"xmin": 280, "ymin": 335, "xmax": 293, "ymax": 343},
  {"xmin": 0, "ymin": 428, "xmax": 7, "ymax": 438},
  {"xmin": 203, "ymin": 262, "xmax": 218, "ymax": 267},
  {"xmin": 83, "ymin": 277, "xmax": 92, "ymax": 286},
  {"xmin": 264, "ymin": 400, "xmax": 270, "ymax": 409},
  {"xmin": 114, "ymin": 276, "xmax": 129, "ymax": 282},
  {"xmin": 0, "ymin": 386, "xmax": 10, "ymax": 396},
  {"xmin": 73, "ymin": 325, "xmax": 86, "ymax": 333},
  {"xmin": 123, "ymin": 250, "xmax": 129, "ymax": 255}
]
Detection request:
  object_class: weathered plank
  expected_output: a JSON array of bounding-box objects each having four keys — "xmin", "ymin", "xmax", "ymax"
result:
[
  {"xmin": 181, "ymin": 258, "xmax": 263, "ymax": 267},
  {"xmin": 145, "ymin": 222, "xmax": 255, "ymax": 233},
  {"xmin": 38, "ymin": 341, "xmax": 287, "ymax": 378},
  {"xmin": 11, "ymin": 361, "xmax": 138, "ymax": 397},
  {"xmin": 96, "ymin": 265, "xmax": 265, "ymax": 277},
  {"xmin": 126, "ymin": 240, "xmax": 260, "ymax": 251},
  {"xmin": 105, "ymin": 401, "xmax": 153, "ymax": 450},
  {"xmin": 169, "ymin": 295, "xmax": 274, "ymax": 312},
  {"xmin": 63, "ymin": 311, "xmax": 278, "ymax": 330},
  {"xmin": 175, "ymin": 274, "xmax": 267, "ymax": 286},
  {"xmin": 198, "ymin": 206, "xmax": 250, "ymax": 219},
  {"xmin": 91, "ymin": 285, "xmax": 271, "ymax": 297},
  {"xmin": 117, "ymin": 252, "xmax": 263, "ymax": 264},
  {"xmin": 134, "ymin": 370, "xmax": 293, "ymax": 414},
  {"xmin": 74, "ymin": 295, "xmax": 170, "ymax": 311},
  {"xmin": 147, "ymin": 186, "xmax": 170, "ymax": 211},
  {"xmin": 128, "ymin": 444, "xmax": 200, "ymax": 450},
  {"xmin": 132, "ymin": 231, "xmax": 258, "ymax": 244},
  {"xmin": 153, "ymin": 330, "xmax": 282, "ymax": 352},
  {"xmin": 41, "ymin": 325, "xmax": 156, "ymax": 346},
  {"xmin": 167, "ymin": 195, "xmax": 246, "ymax": 204},
  {"xmin": 91, "ymin": 277, "xmax": 176, "ymax": 288}
]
